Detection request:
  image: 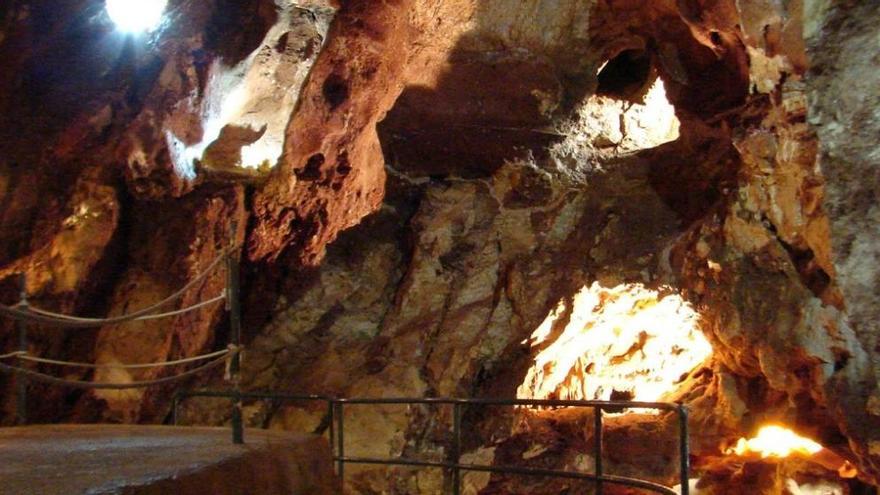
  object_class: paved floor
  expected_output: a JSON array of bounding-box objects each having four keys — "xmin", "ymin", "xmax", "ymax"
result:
[{"xmin": 0, "ymin": 424, "xmax": 337, "ymax": 495}]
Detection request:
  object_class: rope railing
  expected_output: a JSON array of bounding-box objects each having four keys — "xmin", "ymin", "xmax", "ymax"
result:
[
  {"xmin": 0, "ymin": 245, "xmax": 237, "ymax": 328},
  {"xmin": 0, "ymin": 231, "xmax": 245, "ymax": 425},
  {"xmin": 25, "ymin": 292, "xmax": 228, "ymax": 324},
  {"xmin": 0, "ymin": 352, "xmax": 234, "ymax": 390},
  {"xmin": 2, "ymin": 346, "xmax": 235, "ymax": 369}
]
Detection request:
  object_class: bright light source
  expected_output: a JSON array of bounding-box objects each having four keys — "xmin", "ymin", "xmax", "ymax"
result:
[
  {"xmin": 106, "ymin": 0, "xmax": 167, "ymax": 33},
  {"xmin": 726, "ymin": 425, "xmax": 823, "ymax": 459}
]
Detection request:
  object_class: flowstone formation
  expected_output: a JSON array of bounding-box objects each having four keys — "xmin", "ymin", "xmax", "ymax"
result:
[{"xmin": 0, "ymin": 0, "xmax": 878, "ymax": 494}]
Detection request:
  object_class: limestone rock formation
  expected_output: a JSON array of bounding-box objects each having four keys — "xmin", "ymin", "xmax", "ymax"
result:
[
  {"xmin": 806, "ymin": 0, "xmax": 880, "ymax": 482},
  {"xmin": 0, "ymin": 0, "xmax": 878, "ymax": 494}
]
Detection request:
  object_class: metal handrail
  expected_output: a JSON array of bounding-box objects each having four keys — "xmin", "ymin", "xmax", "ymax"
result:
[{"xmin": 174, "ymin": 391, "xmax": 689, "ymax": 495}]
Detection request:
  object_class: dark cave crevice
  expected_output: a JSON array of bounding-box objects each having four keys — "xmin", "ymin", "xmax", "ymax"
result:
[{"xmin": 596, "ymin": 48, "xmax": 655, "ymax": 102}]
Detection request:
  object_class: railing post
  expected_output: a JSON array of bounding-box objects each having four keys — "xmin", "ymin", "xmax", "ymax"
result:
[
  {"xmin": 679, "ymin": 406, "xmax": 690, "ymax": 495},
  {"xmin": 226, "ymin": 222, "xmax": 244, "ymax": 444},
  {"xmin": 327, "ymin": 399, "xmax": 335, "ymax": 459},
  {"xmin": 15, "ymin": 272, "xmax": 27, "ymax": 425},
  {"xmin": 335, "ymin": 401, "xmax": 345, "ymax": 483},
  {"xmin": 452, "ymin": 402, "xmax": 462, "ymax": 495},
  {"xmin": 594, "ymin": 407, "xmax": 603, "ymax": 495}
]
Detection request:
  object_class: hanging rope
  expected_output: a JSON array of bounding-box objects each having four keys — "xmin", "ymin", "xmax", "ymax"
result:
[
  {"xmin": 129, "ymin": 293, "xmax": 227, "ymax": 321},
  {"xmin": 0, "ymin": 245, "xmax": 237, "ymax": 328},
  {"xmin": 0, "ymin": 352, "xmax": 234, "ymax": 390},
  {"xmin": 8, "ymin": 347, "xmax": 235, "ymax": 369}
]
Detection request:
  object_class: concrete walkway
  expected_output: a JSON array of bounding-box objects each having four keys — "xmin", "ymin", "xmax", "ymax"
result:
[{"xmin": 0, "ymin": 425, "xmax": 337, "ymax": 495}]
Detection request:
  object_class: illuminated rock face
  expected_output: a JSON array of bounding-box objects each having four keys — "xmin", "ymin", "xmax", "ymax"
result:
[
  {"xmin": 517, "ymin": 283, "xmax": 711, "ymax": 405},
  {"xmin": 127, "ymin": 1, "xmax": 334, "ymax": 193},
  {"xmin": 0, "ymin": 0, "xmax": 879, "ymax": 494},
  {"xmin": 164, "ymin": 3, "xmax": 333, "ymax": 177}
]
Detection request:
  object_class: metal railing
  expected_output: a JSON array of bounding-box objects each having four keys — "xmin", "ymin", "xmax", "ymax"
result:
[{"xmin": 174, "ymin": 391, "xmax": 689, "ymax": 495}]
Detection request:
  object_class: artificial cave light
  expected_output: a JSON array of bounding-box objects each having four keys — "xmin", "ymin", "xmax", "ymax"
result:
[
  {"xmin": 517, "ymin": 283, "xmax": 712, "ymax": 408},
  {"xmin": 724, "ymin": 426, "xmax": 859, "ymax": 478},
  {"xmin": 106, "ymin": 0, "xmax": 167, "ymax": 33},
  {"xmin": 726, "ymin": 425, "xmax": 823, "ymax": 459}
]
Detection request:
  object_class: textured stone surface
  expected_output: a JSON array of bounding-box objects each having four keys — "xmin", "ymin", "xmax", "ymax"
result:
[
  {"xmin": 0, "ymin": 0, "xmax": 878, "ymax": 493},
  {"xmin": 693, "ymin": 455, "xmax": 848, "ymax": 495},
  {"xmin": 0, "ymin": 168, "xmax": 119, "ymax": 297},
  {"xmin": 0, "ymin": 0, "xmax": 266, "ymax": 425},
  {"xmin": 248, "ymin": 0, "xmax": 412, "ymax": 265},
  {"xmin": 76, "ymin": 185, "xmax": 246, "ymax": 423},
  {"xmin": 805, "ymin": 0, "xmax": 880, "ymax": 483}
]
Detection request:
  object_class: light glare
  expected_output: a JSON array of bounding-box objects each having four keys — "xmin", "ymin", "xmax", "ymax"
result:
[
  {"xmin": 726, "ymin": 425, "xmax": 823, "ymax": 458},
  {"xmin": 106, "ymin": 0, "xmax": 167, "ymax": 33}
]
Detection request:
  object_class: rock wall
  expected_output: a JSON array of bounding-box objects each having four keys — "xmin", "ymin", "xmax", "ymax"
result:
[
  {"xmin": 805, "ymin": 0, "xmax": 880, "ymax": 482},
  {"xmin": 0, "ymin": 0, "xmax": 878, "ymax": 493},
  {"xmin": 0, "ymin": 0, "xmax": 316, "ymax": 422},
  {"xmin": 186, "ymin": 1, "xmax": 880, "ymax": 492}
]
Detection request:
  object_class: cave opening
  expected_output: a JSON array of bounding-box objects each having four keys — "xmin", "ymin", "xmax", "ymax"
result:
[{"xmin": 105, "ymin": 0, "xmax": 167, "ymax": 34}]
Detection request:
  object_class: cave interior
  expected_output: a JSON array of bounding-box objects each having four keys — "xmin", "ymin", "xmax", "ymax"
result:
[{"xmin": 0, "ymin": 0, "xmax": 879, "ymax": 494}]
